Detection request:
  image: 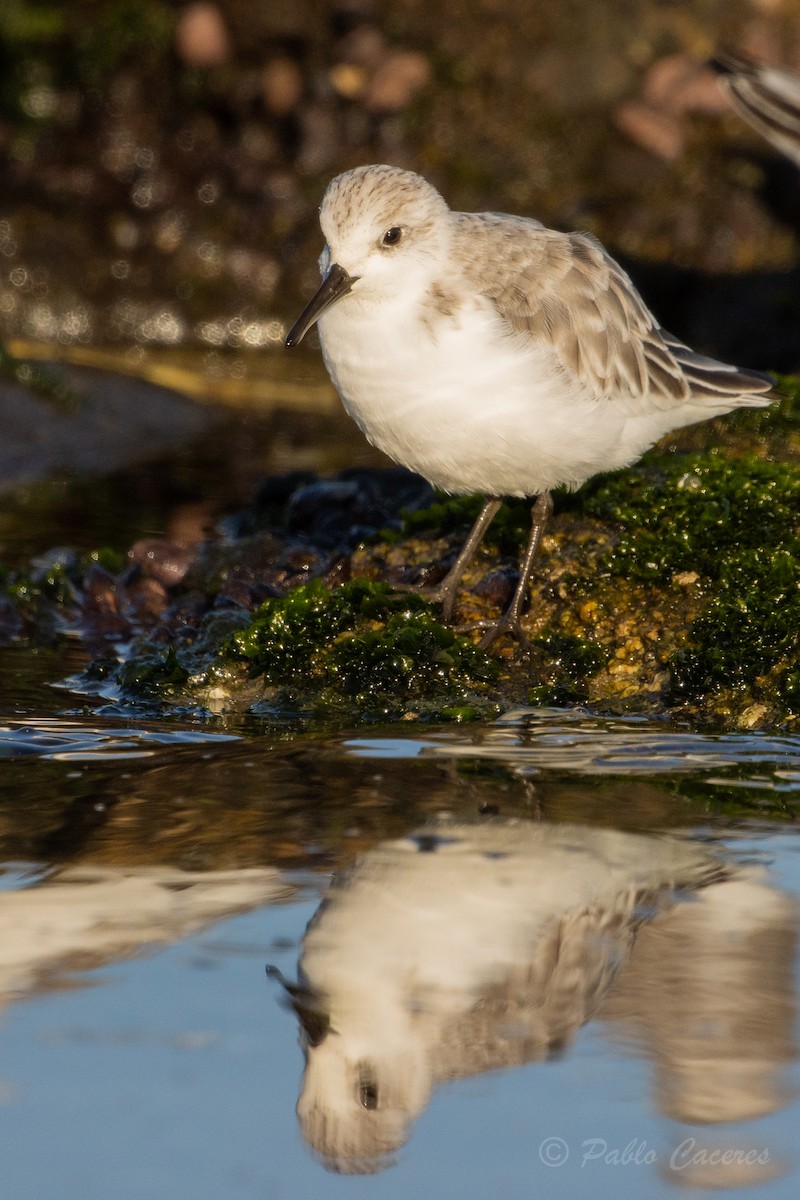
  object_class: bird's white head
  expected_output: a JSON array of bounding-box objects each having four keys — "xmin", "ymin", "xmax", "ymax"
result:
[
  {"xmin": 296, "ymin": 1020, "xmax": 431, "ymax": 1174},
  {"xmin": 285, "ymin": 164, "xmax": 451, "ymax": 346}
]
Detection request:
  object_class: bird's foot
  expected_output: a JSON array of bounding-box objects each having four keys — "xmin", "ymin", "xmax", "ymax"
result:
[
  {"xmin": 454, "ymin": 615, "xmax": 529, "ymax": 651},
  {"xmin": 391, "ymin": 578, "xmax": 444, "ymax": 600},
  {"xmin": 479, "ymin": 615, "xmax": 529, "ymax": 651}
]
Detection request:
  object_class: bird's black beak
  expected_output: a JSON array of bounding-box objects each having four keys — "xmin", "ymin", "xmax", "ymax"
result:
[
  {"xmin": 284, "ymin": 263, "xmax": 358, "ymax": 347},
  {"xmin": 266, "ymin": 965, "xmax": 331, "ymax": 1047}
]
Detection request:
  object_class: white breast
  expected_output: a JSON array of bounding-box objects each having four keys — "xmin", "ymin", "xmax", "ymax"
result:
[{"xmin": 318, "ymin": 294, "xmax": 641, "ymax": 497}]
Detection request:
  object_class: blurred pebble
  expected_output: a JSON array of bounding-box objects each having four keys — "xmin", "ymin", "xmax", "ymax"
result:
[
  {"xmin": 616, "ymin": 52, "xmax": 736, "ymax": 159},
  {"xmin": 364, "ymin": 51, "xmax": 432, "ymax": 113},
  {"xmin": 176, "ymin": 3, "xmax": 231, "ymax": 68},
  {"xmin": 641, "ymin": 55, "xmax": 729, "ymax": 116},
  {"xmin": 329, "ymin": 64, "xmax": 367, "ymax": 100},
  {"xmin": 81, "ymin": 563, "xmax": 119, "ymax": 614},
  {"xmin": 614, "ymin": 101, "xmax": 685, "ymax": 160},
  {"xmin": 339, "ymin": 25, "xmax": 387, "ymax": 70},
  {"xmin": 128, "ymin": 539, "xmax": 196, "ymax": 589},
  {"xmin": 297, "ymin": 104, "xmax": 341, "ymax": 175},
  {"xmin": 262, "ymin": 58, "xmax": 303, "ymax": 117}
]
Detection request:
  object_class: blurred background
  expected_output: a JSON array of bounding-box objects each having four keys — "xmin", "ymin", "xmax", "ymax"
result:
[{"xmin": 1, "ymin": 0, "xmax": 799, "ymax": 368}]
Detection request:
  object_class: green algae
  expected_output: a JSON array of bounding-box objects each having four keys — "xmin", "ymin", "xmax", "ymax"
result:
[
  {"xmin": 117, "ymin": 645, "xmax": 190, "ymax": 697},
  {"xmin": 2, "ymin": 546, "xmax": 125, "ymax": 608},
  {"xmin": 527, "ymin": 633, "xmax": 611, "ymax": 708},
  {"xmin": 111, "ymin": 579, "xmax": 499, "ymax": 722},
  {"xmin": 116, "ymin": 428, "xmax": 800, "ymax": 725},
  {"xmin": 574, "ymin": 447, "xmax": 800, "ymax": 720},
  {"xmin": 223, "ymin": 578, "xmax": 498, "ymax": 720},
  {"xmin": 669, "ymin": 545, "xmax": 800, "ymax": 712},
  {"xmin": 582, "ymin": 450, "xmax": 800, "ymax": 583}
]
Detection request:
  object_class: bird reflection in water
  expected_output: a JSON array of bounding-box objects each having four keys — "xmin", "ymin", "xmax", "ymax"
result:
[{"xmin": 271, "ymin": 817, "xmax": 796, "ymax": 1176}]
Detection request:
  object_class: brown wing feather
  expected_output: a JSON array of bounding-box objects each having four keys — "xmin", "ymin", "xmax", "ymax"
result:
[{"xmin": 456, "ymin": 214, "xmax": 773, "ymax": 412}]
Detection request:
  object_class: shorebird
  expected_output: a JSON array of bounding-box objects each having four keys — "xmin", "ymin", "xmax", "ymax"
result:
[
  {"xmin": 713, "ymin": 51, "xmax": 800, "ymax": 167},
  {"xmin": 286, "ymin": 165, "xmax": 773, "ymax": 646}
]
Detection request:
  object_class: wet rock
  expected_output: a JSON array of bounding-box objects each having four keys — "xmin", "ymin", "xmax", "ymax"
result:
[
  {"xmin": 283, "ymin": 465, "xmax": 429, "ymax": 547},
  {"xmin": 213, "ymin": 577, "xmax": 280, "ymax": 609},
  {"xmin": 285, "ymin": 479, "xmax": 363, "ymax": 534},
  {"xmin": 127, "ymin": 539, "xmax": 197, "ymax": 589},
  {"xmin": 77, "ymin": 563, "xmax": 132, "ymax": 641},
  {"xmin": 0, "ymin": 599, "xmax": 26, "ymax": 645},
  {"xmin": 192, "ymin": 530, "xmax": 330, "ymax": 601},
  {"xmin": 382, "ymin": 554, "xmax": 447, "ymax": 589},
  {"xmin": 81, "ymin": 563, "xmax": 120, "ymax": 616},
  {"xmin": 29, "ymin": 547, "xmax": 81, "ymax": 580},
  {"xmin": 122, "ymin": 574, "xmax": 170, "ymax": 622},
  {"xmin": 233, "ymin": 466, "xmax": 434, "ymax": 551},
  {"xmin": 322, "ymin": 557, "xmax": 352, "ymax": 589},
  {"xmin": 0, "ymin": 364, "xmax": 215, "ymax": 494},
  {"xmin": 224, "ymin": 471, "xmax": 316, "ymax": 538},
  {"xmin": 472, "ymin": 568, "xmax": 517, "ymax": 609}
]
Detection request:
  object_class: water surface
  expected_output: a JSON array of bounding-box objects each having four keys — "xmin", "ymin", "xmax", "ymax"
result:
[{"xmin": 1, "ymin": 705, "xmax": 798, "ymax": 1200}]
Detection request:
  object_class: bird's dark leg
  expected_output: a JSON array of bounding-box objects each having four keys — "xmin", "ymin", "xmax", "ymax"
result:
[
  {"xmin": 398, "ymin": 496, "xmax": 502, "ymax": 621},
  {"xmin": 437, "ymin": 496, "xmax": 503, "ymax": 621},
  {"xmin": 479, "ymin": 491, "xmax": 553, "ymax": 650}
]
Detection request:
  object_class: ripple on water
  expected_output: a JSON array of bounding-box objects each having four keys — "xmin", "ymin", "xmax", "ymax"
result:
[
  {"xmin": 0, "ymin": 717, "xmax": 240, "ymax": 761},
  {"xmin": 345, "ymin": 706, "xmax": 800, "ymax": 787}
]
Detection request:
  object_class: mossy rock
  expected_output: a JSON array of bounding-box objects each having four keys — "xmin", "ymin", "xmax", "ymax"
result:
[
  {"xmin": 118, "ymin": 579, "xmax": 500, "ymax": 723},
  {"xmin": 8, "ymin": 378, "xmax": 800, "ymax": 730},
  {"xmin": 22, "ymin": 446, "xmax": 800, "ymax": 726},
  {"xmin": 549, "ymin": 449, "xmax": 800, "ymax": 724}
]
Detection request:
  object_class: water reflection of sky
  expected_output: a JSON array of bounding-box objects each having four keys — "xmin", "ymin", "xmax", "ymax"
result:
[
  {"xmin": 1, "ymin": 710, "xmax": 799, "ymax": 1199},
  {"xmin": 2, "ymin": 832, "xmax": 797, "ymax": 1200}
]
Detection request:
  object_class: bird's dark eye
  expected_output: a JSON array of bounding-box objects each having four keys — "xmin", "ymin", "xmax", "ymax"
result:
[
  {"xmin": 382, "ymin": 226, "xmax": 403, "ymax": 247},
  {"xmin": 358, "ymin": 1066, "xmax": 379, "ymax": 1109}
]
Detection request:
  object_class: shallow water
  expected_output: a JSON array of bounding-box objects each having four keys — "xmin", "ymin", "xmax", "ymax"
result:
[
  {"xmin": 1, "ymin": 703, "xmax": 799, "ymax": 1200},
  {"xmin": 0, "ymin": 345, "xmax": 383, "ymax": 564},
  {"xmin": 1, "ymin": 352, "xmax": 799, "ymax": 1198}
]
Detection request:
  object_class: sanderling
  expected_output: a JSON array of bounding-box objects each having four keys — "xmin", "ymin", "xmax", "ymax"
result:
[
  {"xmin": 286, "ymin": 164, "xmax": 773, "ymax": 647},
  {"xmin": 713, "ymin": 51, "xmax": 800, "ymax": 167}
]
